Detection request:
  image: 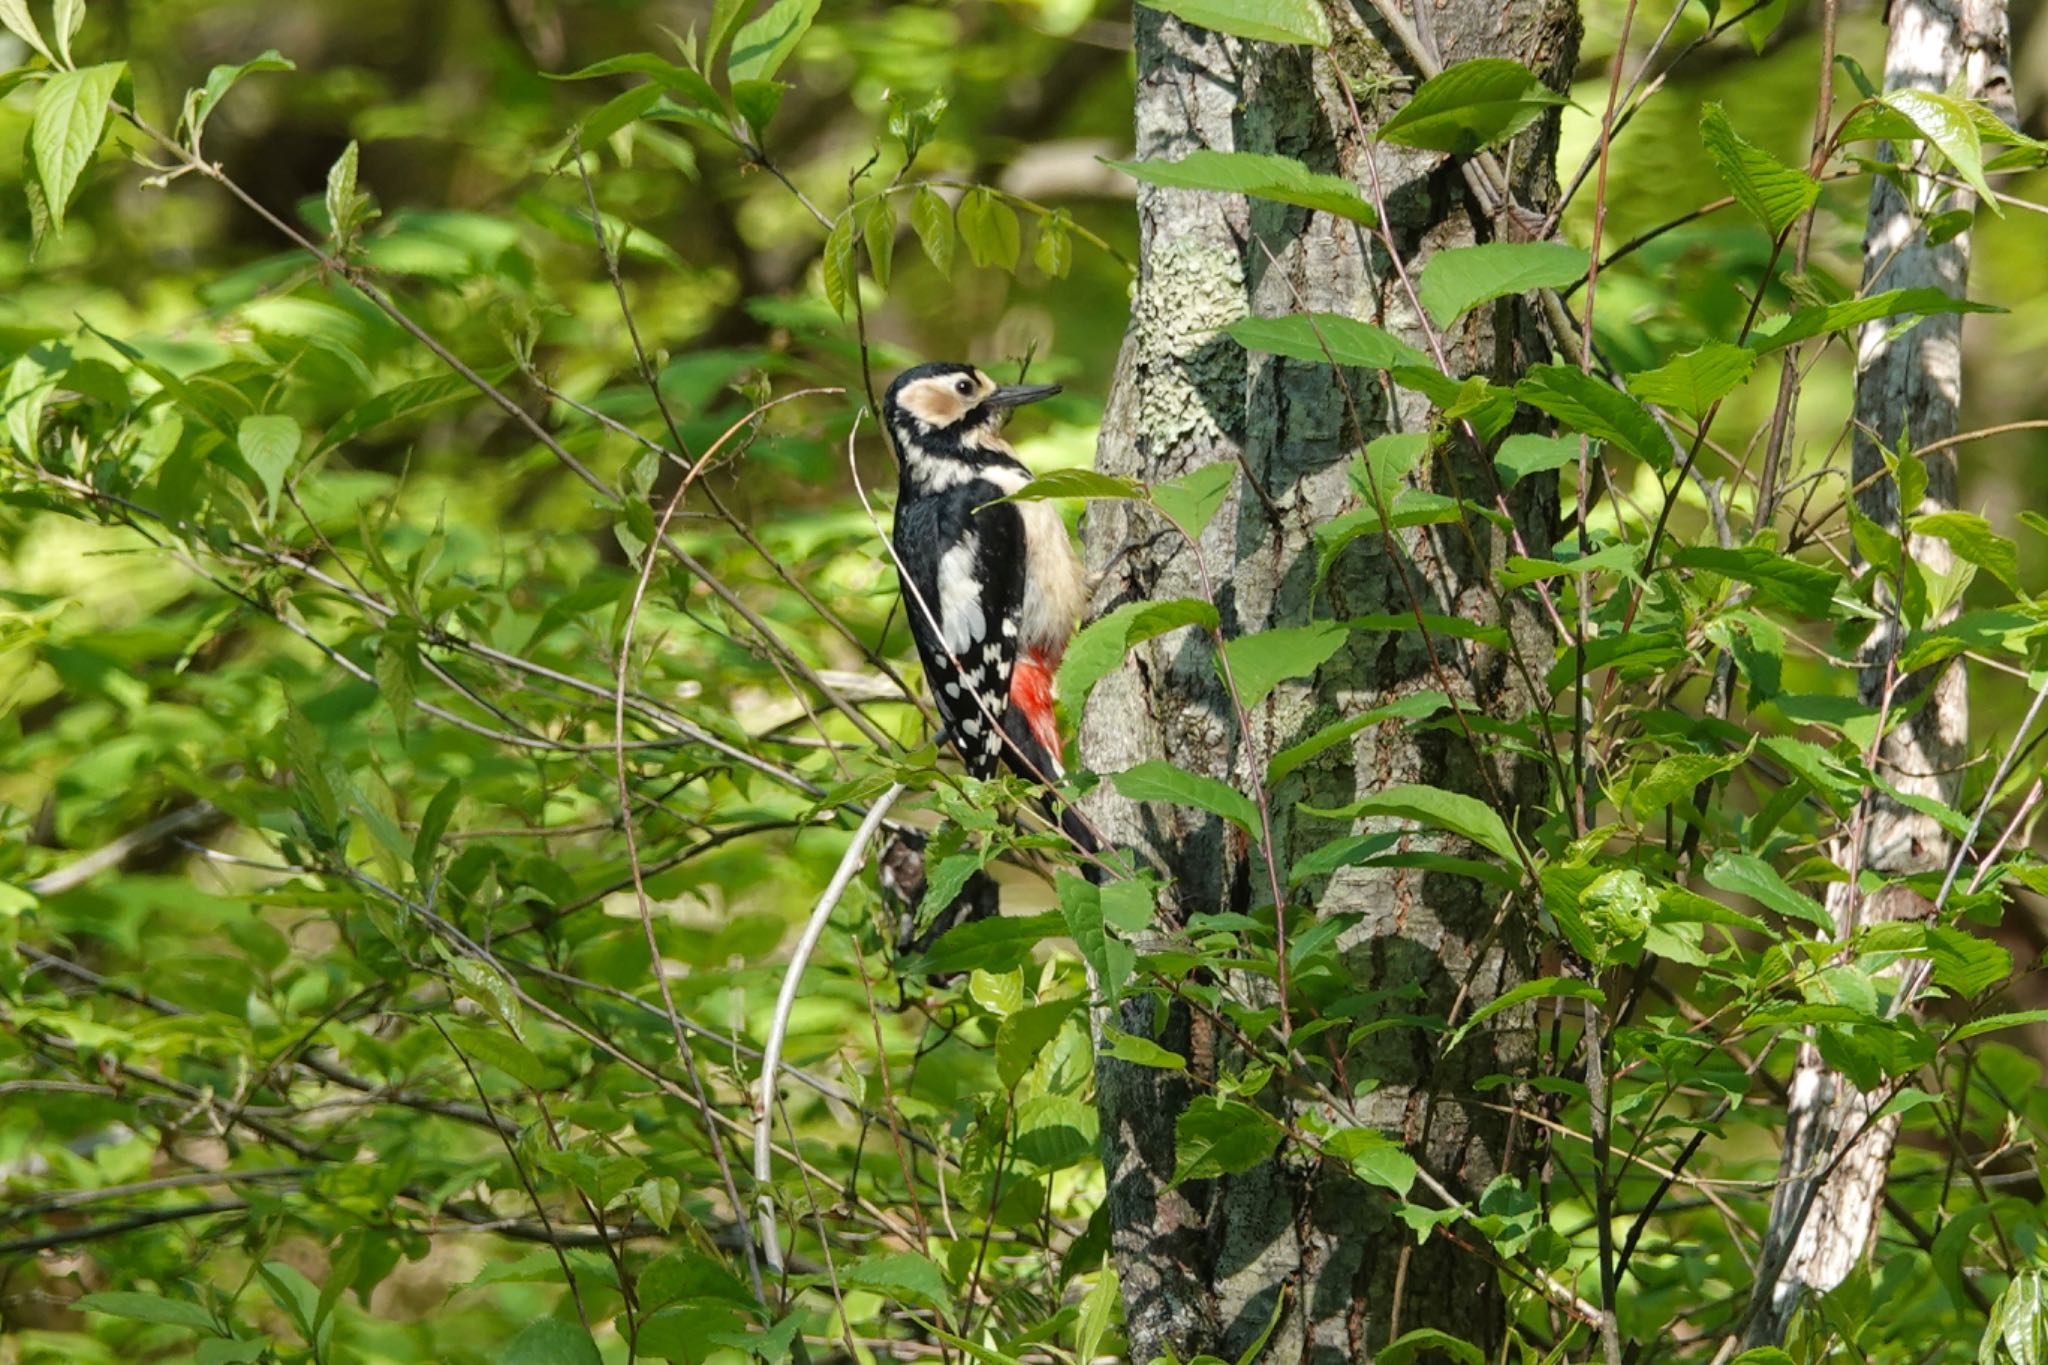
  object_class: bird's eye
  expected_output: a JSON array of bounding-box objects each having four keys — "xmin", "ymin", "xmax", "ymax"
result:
[{"xmin": 955, "ymin": 379, "xmax": 975, "ymax": 396}]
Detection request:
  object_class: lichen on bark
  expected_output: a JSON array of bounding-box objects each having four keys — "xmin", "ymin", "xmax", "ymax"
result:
[{"xmin": 1081, "ymin": 2, "xmax": 1581, "ymax": 1360}]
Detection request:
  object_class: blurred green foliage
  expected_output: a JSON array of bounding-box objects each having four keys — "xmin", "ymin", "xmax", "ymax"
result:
[{"xmin": 6, "ymin": 0, "xmax": 2048, "ymax": 1363}]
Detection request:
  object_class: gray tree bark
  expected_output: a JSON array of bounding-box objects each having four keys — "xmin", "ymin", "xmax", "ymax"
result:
[
  {"xmin": 1746, "ymin": 0, "xmax": 2011, "ymax": 1344},
  {"xmin": 1080, "ymin": 3, "xmax": 1578, "ymax": 1360}
]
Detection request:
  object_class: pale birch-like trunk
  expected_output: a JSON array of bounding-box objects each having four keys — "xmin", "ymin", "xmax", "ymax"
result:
[
  {"xmin": 1080, "ymin": 3, "xmax": 1577, "ymax": 1359},
  {"xmin": 1746, "ymin": 0, "xmax": 2012, "ymax": 1343}
]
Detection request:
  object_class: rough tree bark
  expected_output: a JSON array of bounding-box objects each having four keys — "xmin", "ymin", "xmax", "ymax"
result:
[
  {"xmin": 1746, "ymin": 0, "xmax": 2011, "ymax": 1343},
  {"xmin": 1080, "ymin": 3, "xmax": 1578, "ymax": 1360}
]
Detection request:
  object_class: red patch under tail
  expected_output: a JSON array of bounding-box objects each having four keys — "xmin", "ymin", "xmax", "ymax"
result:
[{"xmin": 1008, "ymin": 650, "xmax": 1061, "ymax": 763}]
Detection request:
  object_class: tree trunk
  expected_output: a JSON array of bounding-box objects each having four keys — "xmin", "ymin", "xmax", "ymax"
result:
[
  {"xmin": 1746, "ymin": 0, "xmax": 2010, "ymax": 1343},
  {"xmin": 1081, "ymin": 3, "xmax": 1578, "ymax": 1360}
]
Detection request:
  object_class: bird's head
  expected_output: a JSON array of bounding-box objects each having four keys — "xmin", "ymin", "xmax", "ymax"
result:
[{"xmin": 883, "ymin": 362, "xmax": 1060, "ymax": 486}]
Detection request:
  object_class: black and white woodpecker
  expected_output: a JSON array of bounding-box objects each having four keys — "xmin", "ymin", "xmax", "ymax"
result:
[{"xmin": 882, "ymin": 362, "xmax": 1096, "ymax": 858}]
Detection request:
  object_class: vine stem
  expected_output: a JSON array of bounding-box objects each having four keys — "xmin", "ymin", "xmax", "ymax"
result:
[{"xmin": 753, "ymin": 782, "xmax": 906, "ymax": 1270}]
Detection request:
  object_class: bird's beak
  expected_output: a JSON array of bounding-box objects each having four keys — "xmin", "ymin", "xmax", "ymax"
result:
[{"xmin": 984, "ymin": 382, "xmax": 1062, "ymax": 410}]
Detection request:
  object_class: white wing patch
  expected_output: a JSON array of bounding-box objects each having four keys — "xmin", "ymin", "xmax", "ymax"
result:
[{"xmin": 937, "ymin": 533, "xmax": 985, "ymax": 653}]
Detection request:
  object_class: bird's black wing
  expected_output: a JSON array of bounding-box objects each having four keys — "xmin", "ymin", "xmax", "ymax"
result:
[{"xmin": 893, "ymin": 483, "xmax": 1024, "ymax": 780}]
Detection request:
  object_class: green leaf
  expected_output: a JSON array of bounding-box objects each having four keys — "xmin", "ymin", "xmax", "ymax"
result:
[
  {"xmin": 996, "ymin": 997, "xmax": 1080, "ymax": 1087},
  {"xmin": 236, "ymin": 414, "xmax": 302, "ymax": 513},
  {"xmin": 411, "ymin": 777, "xmax": 461, "ymax": 884},
  {"xmin": 1926, "ymin": 926, "xmax": 2010, "ymax": 996},
  {"xmin": 1033, "ymin": 208, "xmax": 1073, "ymax": 278},
  {"xmin": 1112, "ymin": 760, "xmax": 1261, "ymax": 835},
  {"xmin": 1515, "ymin": 364, "xmax": 1672, "ymax": 469},
  {"xmin": 1913, "ymin": 511, "xmax": 2019, "ymax": 591},
  {"xmin": 1703, "ymin": 852, "xmax": 1832, "ymax": 932},
  {"xmin": 1630, "ymin": 750, "xmax": 1744, "ymax": 817},
  {"xmin": 1379, "ymin": 1330, "xmax": 1486, "ymax": 1365},
  {"xmin": 1699, "ymin": 104, "xmax": 1819, "ymax": 236},
  {"xmin": 324, "ymin": 139, "xmax": 378, "ymax": 252},
  {"xmin": 1884, "ymin": 88, "xmax": 1996, "ymax": 210},
  {"xmin": 956, "ymin": 185, "xmax": 1020, "ymax": 270},
  {"xmin": 1151, "ymin": 461, "xmax": 1238, "ymax": 537},
  {"xmin": 1301, "ymin": 782, "xmax": 1521, "ymax": 868},
  {"xmin": 1100, "ymin": 1024, "xmax": 1188, "ymax": 1070},
  {"xmin": 1222, "ymin": 621, "xmax": 1348, "ymax": 709},
  {"xmin": 727, "ymin": 0, "xmax": 820, "ymax": 83},
  {"xmin": 820, "ymin": 213, "xmax": 855, "ymax": 316},
  {"xmin": 731, "ymin": 77, "xmax": 787, "ymax": 134},
  {"xmin": 1673, "ymin": 546, "xmax": 1841, "ymax": 617},
  {"xmin": 1268, "ymin": 689, "xmax": 1452, "ymax": 785},
  {"xmin": 318, "ymin": 369, "xmax": 510, "ymax": 454},
  {"xmin": 836, "ymin": 1251, "xmax": 955, "ymax": 1322},
  {"xmin": 910, "ymin": 184, "xmax": 955, "ymax": 278},
  {"xmin": 502, "ymin": 1318, "xmax": 604, "ymax": 1365},
  {"xmin": 75, "ymin": 1292, "xmax": 219, "ymax": 1333},
  {"xmin": 1753, "ymin": 287, "xmax": 2000, "ymax": 353},
  {"xmin": 1227, "ymin": 312, "xmax": 1428, "ymax": 370},
  {"xmin": 1952, "ymin": 1009, "xmax": 2048, "ymax": 1043},
  {"xmin": 1378, "ymin": 58, "xmax": 1567, "ymax": 155},
  {"xmin": 1626, "ymin": 342, "xmax": 1758, "ymax": 419},
  {"xmin": 1058, "ymin": 873, "xmax": 1134, "ymax": 1010},
  {"xmin": 1172, "ymin": 1096, "xmax": 1285, "ymax": 1183},
  {"xmin": 1109, "ymin": 150, "xmax": 1375, "ymax": 226},
  {"xmin": 1493, "ymin": 433, "xmax": 1580, "ymax": 486},
  {"xmin": 1415, "ymin": 241, "xmax": 1587, "ymax": 328},
  {"xmin": 0, "ymin": 0, "xmax": 54, "ymax": 64},
  {"xmin": 1135, "ymin": 0, "xmax": 1332, "ymax": 47},
  {"xmin": 190, "ymin": 50, "xmax": 296, "ymax": 139},
  {"xmin": 1000, "ymin": 467, "xmax": 1143, "ymax": 501},
  {"xmin": 1056, "ymin": 597, "xmax": 1220, "ymax": 712},
  {"xmin": 31, "ymin": 62, "xmax": 124, "ymax": 233},
  {"xmin": 1444, "ymin": 977, "xmax": 1605, "ymax": 1053},
  {"xmin": 1325, "ymin": 1127, "xmax": 1419, "ymax": 1197},
  {"xmin": 908, "ymin": 912, "xmax": 1064, "ymax": 978}
]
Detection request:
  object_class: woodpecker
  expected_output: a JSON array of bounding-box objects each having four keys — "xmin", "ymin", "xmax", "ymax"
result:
[{"xmin": 883, "ymin": 362, "xmax": 1095, "ymax": 934}]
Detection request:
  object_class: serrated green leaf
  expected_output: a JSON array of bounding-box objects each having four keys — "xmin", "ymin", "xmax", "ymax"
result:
[
  {"xmin": 1222, "ymin": 621, "xmax": 1348, "ymax": 709},
  {"xmin": 1704, "ymin": 852, "xmax": 1832, "ymax": 931},
  {"xmin": 1172, "ymin": 1096, "xmax": 1284, "ymax": 1183},
  {"xmin": 999, "ymin": 467, "xmax": 1142, "ymax": 501},
  {"xmin": 1268, "ymin": 689, "xmax": 1452, "ymax": 785},
  {"xmin": 1112, "ymin": 760, "xmax": 1260, "ymax": 834},
  {"xmin": 1151, "ymin": 461, "xmax": 1238, "ymax": 537},
  {"xmin": 1227, "ymin": 312, "xmax": 1429, "ymax": 370},
  {"xmin": 1699, "ymin": 104, "xmax": 1819, "ymax": 236},
  {"xmin": 1056, "ymin": 597, "xmax": 1219, "ymax": 712},
  {"xmin": 1443, "ymin": 977, "xmax": 1604, "ymax": 1053},
  {"xmin": 1135, "ymin": 0, "xmax": 1331, "ymax": 47},
  {"xmin": 996, "ymin": 997, "xmax": 1080, "ymax": 1087},
  {"xmin": 1109, "ymin": 150, "xmax": 1375, "ymax": 225},
  {"xmin": 1516, "ymin": 364, "xmax": 1672, "ymax": 469},
  {"xmin": 1913, "ymin": 511, "xmax": 2018, "ymax": 591},
  {"xmin": 1885, "ymin": 88, "xmax": 1996, "ymax": 211},
  {"xmin": 1627, "ymin": 341, "xmax": 1758, "ymax": 419},
  {"xmin": 1379, "ymin": 58, "xmax": 1567, "ymax": 155},
  {"xmin": 834, "ymin": 1251, "xmax": 955, "ymax": 1322},
  {"xmin": 1302, "ymin": 782, "xmax": 1521, "ymax": 868},
  {"xmin": 1753, "ymin": 287, "xmax": 2000, "ymax": 353},
  {"xmin": 1673, "ymin": 545, "xmax": 1841, "ymax": 617},
  {"xmin": 1415, "ymin": 241, "xmax": 1587, "ymax": 328}
]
